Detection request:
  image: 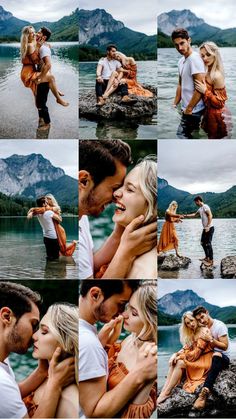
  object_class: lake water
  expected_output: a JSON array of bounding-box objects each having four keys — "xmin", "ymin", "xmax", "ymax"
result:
[
  {"xmin": 158, "ymin": 218, "xmax": 236, "ymax": 279},
  {"xmin": 158, "ymin": 47, "xmax": 236, "ymax": 139},
  {"xmin": 158, "ymin": 324, "xmax": 236, "ymax": 389},
  {"xmin": 79, "ymin": 61, "xmax": 157, "ymax": 139},
  {"xmin": 0, "ymin": 217, "xmax": 78, "ymax": 279},
  {"xmin": 0, "ymin": 43, "xmax": 78, "ymax": 139}
]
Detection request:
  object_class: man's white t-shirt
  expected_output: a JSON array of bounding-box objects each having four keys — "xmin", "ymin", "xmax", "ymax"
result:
[
  {"xmin": 197, "ymin": 204, "xmax": 213, "ymax": 228},
  {"xmin": 178, "ymin": 50, "xmax": 205, "ymax": 113},
  {"xmin": 98, "ymin": 57, "xmax": 121, "ymax": 80},
  {"xmin": 0, "ymin": 358, "xmax": 27, "ymax": 418},
  {"xmin": 79, "ymin": 319, "xmax": 108, "ymax": 419},
  {"xmin": 37, "ymin": 210, "xmax": 57, "ymax": 239},
  {"xmin": 39, "ymin": 44, "xmax": 51, "ymax": 60},
  {"xmin": 210, "ymin": 319, "xmax": 230, "ymax": 358},
  {"xmin": 79, "ymin": 216, "xmax": 94, "ymax": 279}
]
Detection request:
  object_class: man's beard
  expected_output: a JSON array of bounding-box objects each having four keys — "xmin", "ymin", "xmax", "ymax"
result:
[
  {"xmin": 82, "ymin": 189, "xmax": 107, "ymax": 217},
  {"xmin": 9, "ymin": 325, "xmax": 31, "ymax": 354},
  {"xmin": 94, "ymin": 302, "xmax": 110, "ymax": 323}
]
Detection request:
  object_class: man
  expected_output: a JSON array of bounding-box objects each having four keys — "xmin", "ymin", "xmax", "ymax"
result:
[
  {"xmin": 79, "ymin": 280, "xmax": 157, "ymax": 418},
  {"xmin": 185, "ymin": 196, "xmax": 214, "ymax": 267},
  {"xmin": 79, "ymin": 140, "xmax": 157, "ymax": 279},
  {"xmin": 0, "ymin": 281, "xmax": 74, "ymax": 418},
  {"xmin": 28, "ymin": 196, "xmax": 61, "ymax": 261},
  {"xmin": 192, "ymin": 306, "xmax": 230, "ymax": 410},
  {"xmin": 171, "ymin": 28, "xmax": 205, "ymax": 138},
  {"xmin": 96, "ymin": 44, "xmax": 133, "ymax": 105}
]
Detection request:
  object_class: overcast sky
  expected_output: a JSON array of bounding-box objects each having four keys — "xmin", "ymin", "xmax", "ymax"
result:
[
  {"xmin": 1, "ymin": 0, "xmax": 77, "ymax": 22},
  {"xmin": 0, "ymin": 140, "xmax": 77, "ymax": 179},
  {"xmin": 79, "ymin": 0, "xmax": 157, "ymax": 35},
  {"xmin": 158, "ymin": 140, "xmax": 236, "ymax": 194},
  {"xmin": 157, "ymin": 0, "xmax": 236, "ymax": 29},
  {"xmin": 159, "ymin": 279, "xmax": 236, "ymax": 307}
]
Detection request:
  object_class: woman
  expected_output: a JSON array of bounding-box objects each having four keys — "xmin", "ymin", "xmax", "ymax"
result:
[
  {"xmin": 157, "ymin": 311, "xmax": 213, "ymax": 404},
  {"xmin": 102, "ymin": 51, "xmax": 153, "ymax": 100},
  {"xmin": 99, "ymin": 281, "xmax": 157, "ymax": 418},
  {"xmin": 20, "ymin": 26, "xmax": 69, "ymax": 106},
  {"xmin": 195, "ymin": 41, "xmax": 230, "ymax": 139},
  {"xmin": 24, "ymin": 303, "xmax": 78, "ymax": 417},
  {"xmin": 27, "ymin": 194, "xmax": 77, "ymax": 257},
  {"xmin": 96, "ymin": 156, "xmax": 157, "ymax": 279},
  {"xmin": 158, "ymin": 201, "xmax": 183, "ymax": 257}
]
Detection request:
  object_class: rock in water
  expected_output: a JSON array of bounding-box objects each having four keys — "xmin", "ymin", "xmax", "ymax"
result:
[
  {"xmin": 159, "ymin": 254, "xmax": 191, "ymax": 270},
  {"xmin": 221, "ymin": 256, "xmax": 236, "ymax": 278},
  {"xmin": 79, "ymin": 86, "xmax": 157, "ymax": 121}
]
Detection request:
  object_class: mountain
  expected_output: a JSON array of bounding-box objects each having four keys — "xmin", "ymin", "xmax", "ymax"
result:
[
  {"xmin": 158, "ymin": 289, "xmax": 236, "ymax": 325},
  {"xmin": 158, "ymin": 177, "xmax": 236, "ymax": 218},
  {"xmin": 79, "ymin": 9, "xmax": 156, "ymax": 60},
  {"xmin": 0, "ymin": 154, "xmax": 77, "ymax": 208},
  {"xmin": 0, "ymin": 5, "xmax": 78, "ymax": 41},
  {"xmin": 158, "ymin": 9, "xmax": 236, "ymax": 47}
]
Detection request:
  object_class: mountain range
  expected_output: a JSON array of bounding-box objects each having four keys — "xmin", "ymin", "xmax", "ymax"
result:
[
  {"xmin": 158, "ymin": 177, "xmax": 236, "ymax": 218},
  {"xmin": 159, "ymin": 289, "xmax": 236, "ymax": 325},
  {"xmin": 158, "ymin": 9, "xmax": 236, "ymax": 47},
  {"xmin": 79, "ymin": 9, "xmax": 156, "ymax": 60},
  {"xmin": 0, "ymin": 5, "xmax": 78, "ymax": 41},
  {"xmin": 0, "ymin": 154, "xmax": 78, "ymax": 213}
]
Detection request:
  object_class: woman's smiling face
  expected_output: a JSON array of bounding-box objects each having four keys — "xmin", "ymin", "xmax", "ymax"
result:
[
  {"xmin": 32, "ymin": 312, "xmax": 59, "ymax": 361},
  {"xmin": 112, "ymin": 166, "xmax": 148, "ymax": 227}
]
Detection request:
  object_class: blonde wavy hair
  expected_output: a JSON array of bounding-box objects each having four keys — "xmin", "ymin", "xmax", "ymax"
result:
[
  {"xmin": 179, "ymin": 311, "xmax": 198, "ymax": 346},
  {"xmin": 20, "ymin": 25, "xmax": 36, "ymax": 59},
  {"xmin": 199, "ymin": 41, "xmax": 224, "ymax": 82},
  {"xmin": 45, "ymin": 194, "xmax": 61, "ymax": 214},
  {"xmin": 132, "ymin": 280, "xmax": 157, "ymax": 344},
  {"xmin": 167, "ymin": 200, "xmax": 178, "ymax": 214},
  {"xmin": 46, "ymin": 303, "xmax": 79, "ymax": 384},
  {"xmin": 135, "ymin": 155, "xmax": 157, "ymax": 224}
]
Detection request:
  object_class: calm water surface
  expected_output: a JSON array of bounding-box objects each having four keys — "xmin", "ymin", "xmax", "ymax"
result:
[
  {"xmin": 79, "ymin": 61, "xmax": 157, "ymax": 139},
  {"xmin": 158, "ymin": 324, "xmax": 236, "ymax": 388},
  {"xmin": 158, "ymin": 47, "xmax": 236, "ymax": 139},
  {"xmin": 0, "ymin": 217, "xmax": 78, "ymax": 279},
  {"xmin": 0, "ymin": 43, "xmax": 78, "ymax": 139},
  {"xmin": 158, "ymin": 218, "xmax": 236, "ymax": 279}
]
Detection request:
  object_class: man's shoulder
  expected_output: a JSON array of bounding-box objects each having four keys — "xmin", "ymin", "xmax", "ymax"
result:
[
  {"xmin": 212, "ymin": 318, "xmax": 227, "ymax": 331},
  {"xmin": 98, "ymin": 56, "xmax": 106, "ymax": 64},
  {"xmin": 39, "ymin": 44, "xmax": 51, "ymax": 57}
]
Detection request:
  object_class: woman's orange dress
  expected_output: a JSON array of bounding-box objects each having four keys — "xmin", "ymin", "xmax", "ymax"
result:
[
  {"xmin": 158, "ymin": 212, "xmax": 178, "ymax": 253},
  {"xmin": 124, "ymin": 64, "xmax": 153, "ymax": 97},
  {"xmin": 202, "ymin": 80, "xmax": 231, "ymax": 139},
  {"xmin": 106, "ymin": 343, "xmax": 157, "ymax": 418},
  {"xmin": 21, "ymin": 50, "xmax": 40, "ymax": 96},
  {"xmin": 23, "ymin": 393, "xmax": 37, "ymax": 417},
  {"xmin": 178, "ymin": 338, "xmax": 213, "ymax": 393}
]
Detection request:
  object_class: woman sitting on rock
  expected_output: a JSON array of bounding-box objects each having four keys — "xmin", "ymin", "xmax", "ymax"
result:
[{"xmin": 157, "ymin": 311, "xmax": 213, "ymax": 405}]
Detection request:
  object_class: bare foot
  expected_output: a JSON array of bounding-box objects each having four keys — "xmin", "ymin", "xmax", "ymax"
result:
[
  {"xmin": 58, "ymin": 90, "xmax": 65, "ymax": 96},
  {"xmin": 38, "ymin": 123, "xmax": 50, "ymax": 131},
  {"xmin": 57, "ymin": 98, "xmax": 69, "ymax": 106},
  {"xmin": 157, "ymin": 392, "xmax": 171, "ymax": 405}
]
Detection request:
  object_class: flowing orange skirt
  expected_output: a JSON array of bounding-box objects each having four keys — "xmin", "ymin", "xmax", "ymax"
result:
[{"xmin": 158, "ymin": 221, "xmax": 178, "ymax": 253}]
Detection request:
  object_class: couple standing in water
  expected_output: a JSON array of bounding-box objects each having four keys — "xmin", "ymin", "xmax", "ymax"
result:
[
  {"xmin": 172, "ymin": 28, "xmax": 231, "ymax": 139},
  {"xmin": 158, "ymin": 196, "xmax": 214, "ymax": 267}
]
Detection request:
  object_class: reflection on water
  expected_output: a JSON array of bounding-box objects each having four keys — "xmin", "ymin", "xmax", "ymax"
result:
[
  {"xmin": 158, "ymin": 218, "xmax": 236, "ymax": 279},
  {"xmin": 0, "ymin": 43, "xmax": 78, "ymax": 139},
  {"xmin": 158, "ymin": 47, "xmax": 235, "ymax": 139},
  {"xmin": 79, "ymin": 61, "xmax": 157, "ymax": 139},
  {"xmin": 158, "ymin": 325, "xmax": 236, "ymax": 388},
  {"xmin": 0, "ymin": 217, "xmax": 78, "ymax": 279}
]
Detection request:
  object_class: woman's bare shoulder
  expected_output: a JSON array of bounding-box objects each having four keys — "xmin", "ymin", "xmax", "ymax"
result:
[
  {"xmin": 56, "ymin": 384, "xmax": 78, "ymax": 418},
  {"xmin": 27, "ymin": 43, "xmax": 35, "ymax": 54},
  {"xmin": 213, "ymin": 70, "xmax": 225, "ymax": 88}
]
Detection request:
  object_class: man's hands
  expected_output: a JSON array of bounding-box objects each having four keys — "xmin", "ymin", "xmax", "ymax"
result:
[
  {"xmin": 96, "ymin": 76, "xmax": 104, "ymax": 83},
  {"xmin": 48, "ymin": 347, "xmax": 75, "ymax": 390},
  {"xmin": 199, "ymin": 328, "xmax": 213, "ymax": 342},
  {"xmin": 98, "ymin": 315, "xmax": 123, "ymax": 347}
]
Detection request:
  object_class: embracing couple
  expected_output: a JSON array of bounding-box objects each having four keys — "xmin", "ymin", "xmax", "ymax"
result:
[
  {"xmin": 158, "ymin": 196, "xmax": 214, "ymax": 267},
  {"xmin": 96, "ymin": 44, "xmax": 153, "ymax": 106},
  {"xmin": 158, "ymin": 306, "xmax": 230, "ymax": 412},
  {"xmin": 27, "ymin": 194, "xmax": 77, "ymax": 261},
  {"xmin": 0, "ymin": 281, "xmax": 78, "ymax": 418},
  {"xmin": 79, "ymin": 140, "xmax": 157, "ymax": 279},
  {"xmin": 20, "ymin": 26, "xmax": 69, "ymax": 131},
  {"xmin": 79, "ymin": 279, "xmax": 157, "ymax": 418},
  {"xmin": 172, "ymin": 28, "xmax": 231, "ymax": 139}
]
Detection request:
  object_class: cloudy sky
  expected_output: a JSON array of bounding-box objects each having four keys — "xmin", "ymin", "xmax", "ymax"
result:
[
  {"xmin": 0, "ymin": 140, "xmax": 77, "ymax": 179},
  {"xmin": 1, "ymin": 0, "xmax": 77, "ymax": 22},
  {"xmin": 79, "ymin": 0, "xmax": 157, "ymax": 35},
  {"xmin": 159, "ymin": 279, "xmax": 236, "ymax": 307},
  {"xmin": 157, "ymin": 0, "xmax": 236, "ymax": 29},
  {"xmin": 158, "ymin": 140, "xmax": 236, "ymax": 194}
]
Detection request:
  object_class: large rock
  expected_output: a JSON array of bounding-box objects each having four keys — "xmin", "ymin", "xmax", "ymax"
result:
[
  {"xmin": 221, "ymin": 256, "xmax": 236, "ymax": 278},
  {"xmin": 79, "ymin": 86, "xmax": 157, "ymax": 121},
  {"xmin": 158, "ymin": 254, "xmax": 191, "ymax": 271},
  {"xmin": 158, "ymin": 361, "xmax": 236, "ymax": 417}
]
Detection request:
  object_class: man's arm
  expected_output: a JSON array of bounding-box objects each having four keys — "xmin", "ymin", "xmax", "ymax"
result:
[
  {"xmin": 205, "ymin": 209, "xmax": 213, "ymax": 231},
  {"xmin": 37, "ymin": 55, "xmax": 51, "ymax": 81},
  {"xmin": 184, "ymin": 73, "xmax": 205, "ymax": 114},
  {"xmin": 185, "ymin": 212, "xmax": 199, "ymax": 218},
  {"xmin": 173, "ymin": 76, "xmax": 181, "ymax": 106},
  {"xmin": 52, "ymin": 213, "xmax": 62, "ymax": 223},
  {"xmin": 199, "ymin": 329, "xmax": 229, "ymax": 351},
  {"xmin": 19, "ymin": 360, "xmax": 48, "ymax": 398},
  {"xmin": 94, "ymin": 224, "xmax": 124, "ymax": 273},
  {"xmin": 96, "ymin": 63, "xmax": 104, "ymax": 83}
]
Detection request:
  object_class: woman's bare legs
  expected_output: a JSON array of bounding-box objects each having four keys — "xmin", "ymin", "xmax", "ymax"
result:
[
  {"xmin": 38, "ymin": 73, "xmax": 69, "ymax": 106},
  {"xmin": 157, "ymin": 359, "xmax": 186, "ymax": 404}
]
